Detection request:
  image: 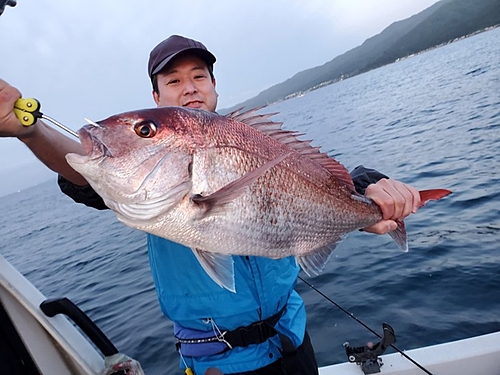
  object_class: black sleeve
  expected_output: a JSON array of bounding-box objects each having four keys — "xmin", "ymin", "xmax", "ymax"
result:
[
  {"xmin": 350, "ymin": 165, "xmax": 389, "ymax": 195},
  {"xmin": 57, "ymin": 175, "xmax": 108, "ymax": 210}
]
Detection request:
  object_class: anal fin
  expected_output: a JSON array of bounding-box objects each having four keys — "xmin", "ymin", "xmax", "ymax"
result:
[{"xmin": 296, "ymin": 241, "xmax": 342, "ymax": 277}]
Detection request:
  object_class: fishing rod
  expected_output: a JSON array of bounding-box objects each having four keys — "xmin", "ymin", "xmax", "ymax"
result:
[{"xmin": 298, "ymin": 275, "xmax": 433, "ymax": 375}]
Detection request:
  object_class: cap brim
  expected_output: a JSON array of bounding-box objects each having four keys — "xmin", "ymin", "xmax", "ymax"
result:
[{"xmin": 152, "ymin": 48, "xmax": 216, "ymax": 76}]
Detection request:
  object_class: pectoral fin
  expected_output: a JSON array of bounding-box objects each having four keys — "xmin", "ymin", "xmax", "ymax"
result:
[
  {"xmin": 192, "ymin": 249, "xmax": 236, "ymax": 293},
  {"xmin": 191, "ymin": 152, "xmax": 291, "ymax": 216}
]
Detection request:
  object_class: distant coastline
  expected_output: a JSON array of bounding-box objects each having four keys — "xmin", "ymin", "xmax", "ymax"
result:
[
  {"xmin": 223, "ymin": 0, "xmax": 500, "ymax": 113},
  {"xmin": 277, "ymin": 25, "xmax": 499, "ymax": 105}
]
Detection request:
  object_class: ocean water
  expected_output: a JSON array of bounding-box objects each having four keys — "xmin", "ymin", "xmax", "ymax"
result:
[{"xmin": 1, "ymin": 27, "xmax": 499, "ymax": 374}]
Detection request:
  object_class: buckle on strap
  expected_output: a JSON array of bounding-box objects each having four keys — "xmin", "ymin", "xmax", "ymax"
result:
[{"xmin": 215, "ymin": 330, "xmax": 233, "ymax": 350}]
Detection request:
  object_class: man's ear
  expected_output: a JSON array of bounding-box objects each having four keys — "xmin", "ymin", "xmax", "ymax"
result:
[
  {"xmin": 212, "ymin": 78, "xmax": 219, "ymax": 98},
  {"xmin": 153, "ymin": 90, "xmax": 161, "ymax": 106}
]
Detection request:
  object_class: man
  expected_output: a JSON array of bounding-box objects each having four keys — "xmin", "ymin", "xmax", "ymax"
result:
[{"xmin": 0, "ymin": 35, "xmax": 420, "ymax": 374}]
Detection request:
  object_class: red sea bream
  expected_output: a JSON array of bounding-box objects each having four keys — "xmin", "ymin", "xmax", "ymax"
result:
[{"xmin": 66, "ymin": 107, "xmax": 451, "ymax": 292}]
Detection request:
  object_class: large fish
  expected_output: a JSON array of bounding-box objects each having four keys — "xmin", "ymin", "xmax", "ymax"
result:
[{"xmin": 66, "ymin": 107, "xmax": 450, "ymax": 292}]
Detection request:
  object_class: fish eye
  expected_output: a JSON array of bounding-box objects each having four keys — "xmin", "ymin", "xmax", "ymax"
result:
[{"xmin": 134, "ymin": 121, "xmax": 158, "ymax": 138}]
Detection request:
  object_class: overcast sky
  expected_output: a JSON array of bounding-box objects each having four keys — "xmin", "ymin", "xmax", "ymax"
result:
[{"xmin": 0, "ymin": 0, "xmax": 440, "ymax": 196}]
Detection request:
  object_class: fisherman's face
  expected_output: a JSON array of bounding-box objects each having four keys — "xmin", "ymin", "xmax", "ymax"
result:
[{"xmin": 153, "ymin": 54, "xmax": 218, "ymax": 113}]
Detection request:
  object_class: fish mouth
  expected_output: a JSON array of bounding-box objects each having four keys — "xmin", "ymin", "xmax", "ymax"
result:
[{"xmin": 78, "ymin": 125, "xmax": 113, "ymax": 159}]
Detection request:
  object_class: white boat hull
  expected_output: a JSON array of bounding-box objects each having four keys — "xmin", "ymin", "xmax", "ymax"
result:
[{"xmin": 0, "ymin": 254, "xmax": 105, "ymax": 375}]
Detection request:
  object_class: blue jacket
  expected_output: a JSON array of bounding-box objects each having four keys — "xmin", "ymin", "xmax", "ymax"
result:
[
  {"xmin": 148, "ymin": 234, "xmax": 305, "ymax": 374},
  {"xmin": 58, "ymin": 165, "xmax": 386, "ymax": 374}
]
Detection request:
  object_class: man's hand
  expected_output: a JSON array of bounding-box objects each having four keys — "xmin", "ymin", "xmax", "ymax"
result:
[
  {"xmin": 362, "ymin": 178, "xmax": 420, "ymax": 234},
  {"xmin": 0, "ymin": 78, "xmax": 36, "ymax": 139},
  {"xmin": 204, "ymin": 369, "xmax": 223, "ymax": 375}
]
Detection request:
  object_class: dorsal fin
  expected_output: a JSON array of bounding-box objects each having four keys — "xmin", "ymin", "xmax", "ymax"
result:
[{"xmin": 226, "ymin": 107, "xmax": 354, "ymax": 189}]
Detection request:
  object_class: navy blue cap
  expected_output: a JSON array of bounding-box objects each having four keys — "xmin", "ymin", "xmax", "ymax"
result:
[{"xmin": 148, "ymin": 35, "xmax": 216, "ymax": 79}]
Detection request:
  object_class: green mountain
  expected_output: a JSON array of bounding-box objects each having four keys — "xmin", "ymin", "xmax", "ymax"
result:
[{"xmin": 223, "ymin": 0, "xmax": 500, "ymax": 113}]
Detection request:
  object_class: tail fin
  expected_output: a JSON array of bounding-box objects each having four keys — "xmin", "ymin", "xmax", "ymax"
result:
[
  {"xmin": 419, "ymin": 189, "xmax": 452, "ymax": 206},
  {"xmin": 389, "ymin": 188, "xmax": 451, "ymax": 252}
]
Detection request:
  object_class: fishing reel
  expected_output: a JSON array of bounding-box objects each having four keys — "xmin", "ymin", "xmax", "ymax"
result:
[{"xmin": 344, "ymin": 323, "xmax": 396, "ymax": 374}]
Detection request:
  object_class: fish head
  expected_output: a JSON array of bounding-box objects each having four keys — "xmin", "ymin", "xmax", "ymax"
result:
[{"xmin": 66, "ymin": 107, "xmax": 206, "ymax": 223}]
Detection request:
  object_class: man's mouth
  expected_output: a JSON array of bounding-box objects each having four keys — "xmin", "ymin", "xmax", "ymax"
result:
[{"xmin": 183, "ymin": 100, "xmax": 204, "ymax": 109}]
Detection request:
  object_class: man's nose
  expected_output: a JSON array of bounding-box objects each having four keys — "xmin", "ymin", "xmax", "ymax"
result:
[{"xmin": 183, "ymin": 80, "xmax": 197, "ymax": 95}]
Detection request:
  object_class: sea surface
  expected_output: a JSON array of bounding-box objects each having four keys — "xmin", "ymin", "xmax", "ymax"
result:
[{"xmin": 1, "ymin": 27, "xmax": 499, "ymax": 374}]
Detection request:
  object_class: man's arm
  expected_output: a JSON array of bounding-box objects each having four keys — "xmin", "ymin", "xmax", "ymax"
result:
[
  {"xmin": 0, "ymin": 79, "xmax": 88, "ymax": 185},
  {"xmin": 58, "ymin": 175, "xmax": 108, "ymax": 210},
  {"xmin": 58, "ymin": 163, "xmax": 422, "ymax": 221},
  {"xmin": 350, "ymin": 165, "xmax": 388, "ymax": 195},
  {"xmin": 2, "ymin": 77, "xmax": 420, "ymax": 221}
]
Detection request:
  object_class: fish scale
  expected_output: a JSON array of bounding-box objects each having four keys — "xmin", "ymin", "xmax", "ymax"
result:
[{"xmin": 187, "ymin": 149, "xmax": 369, "ymax": 255}]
